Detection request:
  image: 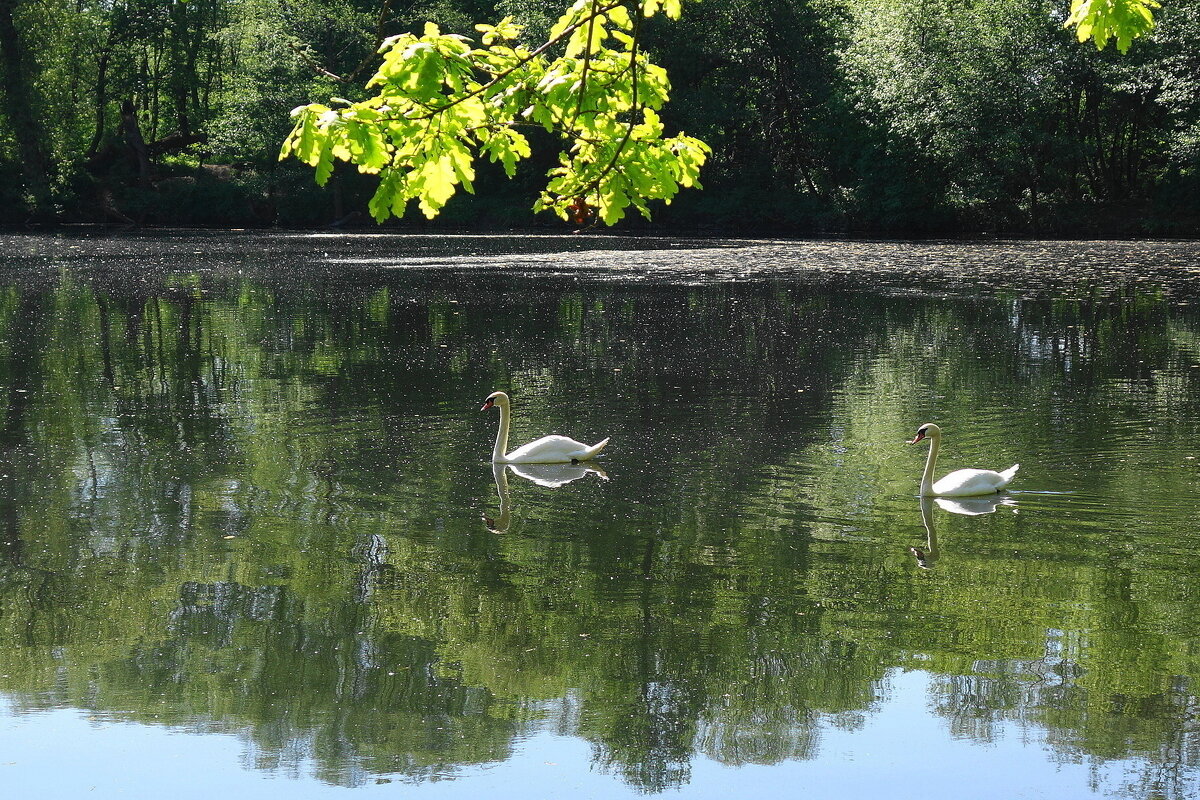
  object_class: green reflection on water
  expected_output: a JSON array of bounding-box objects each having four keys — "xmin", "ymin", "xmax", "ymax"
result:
[{"xmin": 0, "ymin": 235, "xmax": 1198, "ymax": 796}]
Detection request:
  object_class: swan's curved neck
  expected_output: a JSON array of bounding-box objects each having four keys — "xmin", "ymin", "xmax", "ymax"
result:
[
  {"xmin": 920, "ymin": 429, "xmax": 941, "ymax": 497},
  {"xmin": 492, "ymin": 396, "xmax": 511, "ymax": 463}
]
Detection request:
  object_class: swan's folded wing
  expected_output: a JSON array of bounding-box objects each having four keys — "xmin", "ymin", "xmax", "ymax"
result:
[
  {"xmin": 505, "ymin": 435, "xmax": 593, "ymax": 463},
  {"xmin": 932, "ymin": 467, "xmax": 1015, "ymax": 497}
]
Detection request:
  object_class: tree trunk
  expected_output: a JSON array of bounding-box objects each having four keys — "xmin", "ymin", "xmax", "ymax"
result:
[
  {"xmin": 0, "ymin": 0, "xmax": 51, "ymax": 212},
  {"xmin": 120, "ymin": 99, "xmax": 153, "ymax": 186},
  {"xmin": 86, "ymin": 31, "xmax": 116, "ymax": 159}
]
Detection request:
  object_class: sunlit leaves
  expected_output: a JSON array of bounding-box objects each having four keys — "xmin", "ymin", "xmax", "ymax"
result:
[
  {"xmin": 1065, "ymin": 0, "xmax": 1160, "ymax": 52},
  {"xmin": 280, "ymin": 0, "xmax": 708, "ymax": 224},
  {"xmin": 537, "ymin": 107, "xmax": 709, "ymax": 225},
  {"xmin": 480, "ymin": 128, "xmax": 532, "ymax": 177},
  {"xmin": 643, "ymin": 0, "xmax": 683, "ymax": 19},
  {"xmin": 476, "ymin": 15, "xmax": 524, "ymax": 46}
]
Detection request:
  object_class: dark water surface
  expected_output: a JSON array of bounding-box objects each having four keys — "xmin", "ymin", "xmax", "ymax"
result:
[{"xmin": 0, "ymin": 231, "xmax": 1198, "ymax": 799}]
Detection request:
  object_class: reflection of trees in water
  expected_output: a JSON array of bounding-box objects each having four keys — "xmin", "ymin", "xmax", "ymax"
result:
[
  {"xmin": 0, "ymin": 255, "xmax": 1196, "ymax": 792},
  {"xmin": 695, "ymin": 705, "xmax": 821, "ymax": 766},
  {"xmin": 101, "ymin": 578, "xmax": 521, "ymax": 786}
]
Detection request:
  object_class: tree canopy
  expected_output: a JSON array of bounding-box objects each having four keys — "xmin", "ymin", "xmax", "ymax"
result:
[
  {"xmin": 277, "ymin": 0, "xmax": 1170, "ymax": 226},
  {"xmin": 280, "ymin": 2, "xmax": 710, "ymax": 225},
  {"xmin": 0, "ymin": 0, "xmax": 1196, "ymax": 234}
]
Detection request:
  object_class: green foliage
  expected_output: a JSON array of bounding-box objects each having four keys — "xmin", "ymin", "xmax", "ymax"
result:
[
  {"xmin": 837, "ymin": 0, "xmax": 1198, "ymax": 233},
  {"xmin": 0, "ymin": 0, "xmax": 1195, "ymax": 231},
  {"xmin": 1065, "ymin": 0, "xmax": 1160, "ymax": 52},
  {"xmin": 280, "ymin": 2, "xmax": 710, "ymax": 225}
]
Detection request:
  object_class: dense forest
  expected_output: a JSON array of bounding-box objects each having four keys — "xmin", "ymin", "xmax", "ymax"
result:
[{"xmin": 0, "ymin": 0, "xmax": 1197, "ymax": 234}]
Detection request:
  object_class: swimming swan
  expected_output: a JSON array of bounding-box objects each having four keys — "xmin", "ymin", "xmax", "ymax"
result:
[
  {"xmin": 909, "ymin": 423, "xmax": 1018, "ymax": 497},
  {"xmin": 481, "ymin": 391, "xmax": 610, "ymax": 464}
]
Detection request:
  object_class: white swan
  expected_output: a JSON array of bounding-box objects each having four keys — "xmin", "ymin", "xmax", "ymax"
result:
[
  {"xmin": 481, "ymin": 391, "xmax": 610, "ymax": 464},
  {"xmin": 909, "ymin": 423, "xmax": 1018, "ymax": 497}
]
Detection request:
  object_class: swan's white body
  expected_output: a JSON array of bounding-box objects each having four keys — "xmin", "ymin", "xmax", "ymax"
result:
[
  {"xmin": 910, "ymin": 423, "xmax": 1018, "ymax": 497},
  {"xmin": 482, "ymin": 391, "xmax": 609, "ymax": 464}
]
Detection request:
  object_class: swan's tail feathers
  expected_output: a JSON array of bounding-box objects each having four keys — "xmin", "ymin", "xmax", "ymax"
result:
[
  {"xmin": 1000, "ymin": 464, "xmax": 1020, "ymax": 483},
  {"xmin": 577, "ymin": 437, "xmax": 610, "ymax": 461}
]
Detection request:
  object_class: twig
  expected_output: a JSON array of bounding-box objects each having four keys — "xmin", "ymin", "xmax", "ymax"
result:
[
  {"xmin": 288, "ymin": 41, "xmax": 346, "ymax": 83},
  {"xmin": 569, "ymin": 0, "xmax": 601, "ymax": 128},
  {"xmin": 574, "ymin": 0, "xmax": 643, "ymax": 202},
  {"xmin": 344, "ymin": 0, "xmax": 399, "ymax": 84},
  {"xmin": 408, "ymin": 0, "xmax": 626, "ymax": 121}
]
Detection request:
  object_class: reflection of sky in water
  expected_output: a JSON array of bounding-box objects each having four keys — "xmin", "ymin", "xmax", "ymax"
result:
[{"xmin": 0, "ymin": 671, "xmax": 1121, "ymax": 799}]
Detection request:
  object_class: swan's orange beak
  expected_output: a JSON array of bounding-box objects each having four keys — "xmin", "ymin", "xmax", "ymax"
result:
[
  {"xmin": 480, "ymin": 398, "xmax": 495, "ymax": 411},
  {"xmin": 908, "ymin": 431, "xmax": 926, "ymax": 444}
]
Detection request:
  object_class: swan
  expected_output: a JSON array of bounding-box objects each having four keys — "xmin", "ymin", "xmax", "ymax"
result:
[
  {"xmin": 481, "ymin": 391, "xmax": 610, "ymax": 464},
  {"xmin": 909, "ymin": 423, "xmax": 1018, "ymax": 497}
]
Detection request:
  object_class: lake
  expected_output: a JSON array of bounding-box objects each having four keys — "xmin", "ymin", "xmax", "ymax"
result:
[{"xmin": 0, "ymin": 230, "xmax": 1198, "ymax": 799}]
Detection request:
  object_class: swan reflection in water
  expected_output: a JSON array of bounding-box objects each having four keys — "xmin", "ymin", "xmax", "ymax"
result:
[
  {"xmin": 483, "ymin": 462, "xmax": 609, "ymax": 533},
  {"xmin": 910, "ymin": 494, "xmax": 1017, "ymax": 569}
]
